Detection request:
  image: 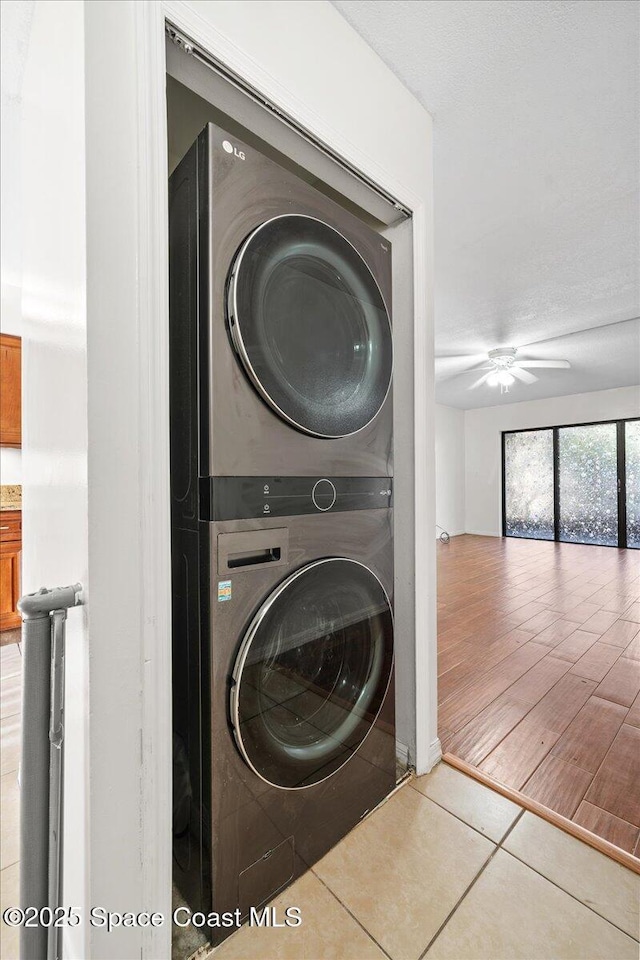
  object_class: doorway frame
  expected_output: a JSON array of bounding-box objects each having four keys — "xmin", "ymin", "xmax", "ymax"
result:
[{"xmin": 123, "ymin": 3, "xmax": 436, "ymax": 956}]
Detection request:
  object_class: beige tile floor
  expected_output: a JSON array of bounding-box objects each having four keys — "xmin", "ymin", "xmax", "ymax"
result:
[
  {"xmin": 2, "ymin": 639, "xmax": 639, "ymax": 960},
  {"xmin": 211, "ymin": 768, "xmax": 640, "ymax": 960}
]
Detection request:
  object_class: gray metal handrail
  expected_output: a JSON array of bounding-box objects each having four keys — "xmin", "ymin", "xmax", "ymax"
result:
[{"xmin": 18, "ymin": 584, "xmax": 82, "ymax": 960}]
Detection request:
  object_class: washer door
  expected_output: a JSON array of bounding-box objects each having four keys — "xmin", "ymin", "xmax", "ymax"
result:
[
  {"xmin": 227, "ymin": 215, "xmax": 392, "ymax": 438},
  {"xmin": 231, "ymin": 558, "xmax": 394, "ymax": 789}
]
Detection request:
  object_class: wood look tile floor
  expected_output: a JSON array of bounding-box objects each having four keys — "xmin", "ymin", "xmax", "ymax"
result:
[{"xmin": 438, "ymin": 535, "xmax": 640, "ymax": 857}]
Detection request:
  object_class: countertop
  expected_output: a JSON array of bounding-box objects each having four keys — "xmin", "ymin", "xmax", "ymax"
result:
[{"xmin": 0, "ymin": 485, "xmax": 21, "ymax": 512}]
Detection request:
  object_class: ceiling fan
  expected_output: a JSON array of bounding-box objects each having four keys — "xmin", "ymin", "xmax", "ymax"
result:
[{"xmin": 437, "ymin": 346, "xmax": 571, "ymax": 394}]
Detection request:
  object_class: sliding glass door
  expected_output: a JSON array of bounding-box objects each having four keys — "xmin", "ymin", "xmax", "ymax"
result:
[
  {"xmin": 504, "ymin": 430, "xmax": 554, "ymax": 540},
  {"xmin": 502, "ymin": 418, "xmax": 639, "ymax": 549},
  {"xmin": 558, "ymin": 423, "xmax": 618, "ymax": 546}
]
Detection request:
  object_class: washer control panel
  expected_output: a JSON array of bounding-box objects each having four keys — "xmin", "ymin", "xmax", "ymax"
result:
[{"xmin": 203, "ymin": 476, "xmax": 393, "ymax": 521}]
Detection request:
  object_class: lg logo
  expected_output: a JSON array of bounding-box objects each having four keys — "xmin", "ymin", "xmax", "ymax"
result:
[{"xmin": 222, "ymin": 140, "xmax": 245, "ymax": 160}]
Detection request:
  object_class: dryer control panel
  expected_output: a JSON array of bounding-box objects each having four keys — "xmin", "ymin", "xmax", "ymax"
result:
[{"xmin": 202, "ymin": 476, "xmax": 393, "ymax": 521}]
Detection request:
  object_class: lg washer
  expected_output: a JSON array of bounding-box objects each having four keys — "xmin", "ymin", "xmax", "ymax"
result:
[{"xmin": 170, "ymin": 497, "xmax": 395, "ymax": 946}]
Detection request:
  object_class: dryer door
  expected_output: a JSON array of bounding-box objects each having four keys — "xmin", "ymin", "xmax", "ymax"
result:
[
  {"xmin": 227, "ymin": 215, "xmax": 392, "ymax": 439},
  {"xmin": 230, "ymin": 558, "xmax": 393, "ymax": 789}
]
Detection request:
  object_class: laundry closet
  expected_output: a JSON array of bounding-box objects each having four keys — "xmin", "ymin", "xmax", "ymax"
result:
[{"xmin": 166, "ymin": 31, "xmax": 417, "ymax": 955}]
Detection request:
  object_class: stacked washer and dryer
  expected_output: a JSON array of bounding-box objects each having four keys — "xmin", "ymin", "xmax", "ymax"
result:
[{"xmin": 169, "ymin": 121, "xmax": 396, "ymax": 944}]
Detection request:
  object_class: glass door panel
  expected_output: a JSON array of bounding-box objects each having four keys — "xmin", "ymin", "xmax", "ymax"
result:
[
  {"xmin": 504, "ymin": 429, "xmax": 554, "ymax": 539},
  {"xmin": 626, "ymin": 420, "xmax": 640, "ymax": 549},
  {"xmin": 227, "ymin": 215, "xmax": 393, "ymax": 438},
  {"xmin": 558, "ymin": 423, "xmax": 618, "ymax": 546},
  {"xmin": 231, "ymin": 558, "xmax": 393, "ymax": 789}
]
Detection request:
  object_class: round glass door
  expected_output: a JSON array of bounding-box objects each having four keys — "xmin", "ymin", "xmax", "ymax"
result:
[
  {"xmin": 230, "ymin": 558, "xmax": 394, "ymax": 790},
  {"xmin": 227, "ymin": 215, "xmax": 392, "ymax": 438}
]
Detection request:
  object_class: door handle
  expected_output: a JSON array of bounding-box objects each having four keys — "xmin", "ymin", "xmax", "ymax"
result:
[
  {"xmin": 227, "ymin": 547, "xmax": 281, "ymax": 569},
  {"xmin": 218, "ymin": 527, "xmax": 289, "ymax": 574}
]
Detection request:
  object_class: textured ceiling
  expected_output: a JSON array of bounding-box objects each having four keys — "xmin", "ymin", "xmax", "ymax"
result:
[{"xmin": 332, "ymin": 0, "xmax": 640, "ymax": 408}]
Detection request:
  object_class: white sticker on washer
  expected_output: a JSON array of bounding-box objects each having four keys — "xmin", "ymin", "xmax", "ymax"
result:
[{"xmin": 218, "ymin": 580, "xmax": 232, "ymax": 602}]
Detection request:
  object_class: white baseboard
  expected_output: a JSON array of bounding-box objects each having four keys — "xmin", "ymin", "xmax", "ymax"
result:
[
  {"xmin": 427, "ymin": 737, "xmax": 442, "ymax": 771},
  {"xmin": 435, "ymin": 530, "xmax": 504, "ymax": 540},
  {"xmin": 414, "ymin": 737, "xmax": 442, "ymax": 776}
]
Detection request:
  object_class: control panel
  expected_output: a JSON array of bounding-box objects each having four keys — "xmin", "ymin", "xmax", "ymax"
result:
[{"xmin": 202, "ymin": 477, "xmax": 393, "ymax": 521}]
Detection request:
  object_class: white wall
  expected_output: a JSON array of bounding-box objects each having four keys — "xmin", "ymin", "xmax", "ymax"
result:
[
  {"xmin": 435, "ymin": 403, "xmax": 465, "ymax": 537},
  {"xmin": 20, "ymin": 3, "xmax": 89, "ymax": 958},
  {"xmin": 465, "ymin": 385, "xmax": 640, "ymax": 537},
  {"xmin": 1, "ymin": 448, "xmax": 22, "ymax": 484}
]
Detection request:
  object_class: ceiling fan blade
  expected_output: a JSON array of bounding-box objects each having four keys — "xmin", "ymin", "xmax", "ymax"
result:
[
  {"xmin": 516, "ymin": 359, "xmax": 571, "ymax": 369},
  {"xmin": 435, "ymin": 353, "xmax": 486, "ymax": 360},
  {"xmin": 467, "ymin": 371, "xmax": 493, "ymax": 390},
  {"xmin": 510, "ymin": 367, "xmax": 538, "ymax": 385},
  {"xmin": 435, "ymin": 355, "xmax": 489, "ymax": 382}
]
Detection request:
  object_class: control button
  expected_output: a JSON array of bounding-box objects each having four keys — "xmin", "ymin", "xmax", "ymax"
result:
[{"xmin": 312, "ymin": 478, "xmax": 337, "ymax": 512}]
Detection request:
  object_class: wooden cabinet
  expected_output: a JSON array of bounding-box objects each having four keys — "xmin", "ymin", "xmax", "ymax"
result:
[
  {"xmin": 0, "ymin": 334, "xmax": 21, "ymax": 447},
  {"xmin": 0, "ymin": 510, "xmax": 21, "ymax": 631}
]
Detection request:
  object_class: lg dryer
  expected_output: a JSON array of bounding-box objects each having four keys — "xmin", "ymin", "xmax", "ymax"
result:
[{"xmin": 169, "ymin": 120, "xmax": 393, "ymax": 480}]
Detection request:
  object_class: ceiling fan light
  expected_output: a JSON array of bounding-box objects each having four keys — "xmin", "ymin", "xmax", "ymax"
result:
[
  {"xmin": 487, "ymin": 373, "xmax": 499, "ymax": 387},
  {"xmin": 497, "ymin": 370, "xmax": 514, "ymax": 386}
]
